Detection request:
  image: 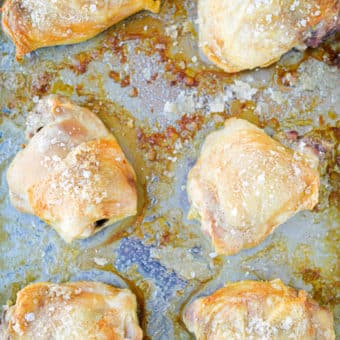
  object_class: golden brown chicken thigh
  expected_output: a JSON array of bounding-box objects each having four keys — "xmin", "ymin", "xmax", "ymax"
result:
[
  {"xmin": 1, "ymin": 0, "xmax": 161, "ymax": 59},
  {"xmin": 187, "ymin": 118, "xmax": 319, "ymax": 255},
  {"xmin": 184, "ymin": 279, "xmax": 335, "ymax": 340},
  {"xmin": 7, "ymin": 95, "xmax": 137, "ymax": 242},
  {"xmin": 1, "ymin": 281, "xmax": 143, "ymax": 340},
  {"xmin": 198, "ymin": 0, "xmax": 340, "ymax": 72}
]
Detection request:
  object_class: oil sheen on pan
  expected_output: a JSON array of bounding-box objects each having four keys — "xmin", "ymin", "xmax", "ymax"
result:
[{"xmin": 0, "ymin": 0, "xmax": 339, "ymax": 338}]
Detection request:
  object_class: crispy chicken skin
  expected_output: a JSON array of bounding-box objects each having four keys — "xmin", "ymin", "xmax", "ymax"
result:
[
  {"xmin": 198, "ymin": 0, "xmax": 340, "ymax": 73},
  {"xmin": 187, "ymin": 118, "xmax": 319, "ymax": 255},
  {"xmin": 183, "ymin": 279, "xmax": 335, "ymax": 340},
  {"xmin": 0, "ymin": 281, "xmax": 143, "ymax": 340},
  {"xmin": 7, "ymin": 95, "xmax": 137, "ymax": 242},
  {"xmin": 1, "ymin": 0, "xmax": 161, "ymax": 59}
]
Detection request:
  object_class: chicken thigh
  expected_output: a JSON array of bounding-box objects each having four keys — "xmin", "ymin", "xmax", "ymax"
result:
[
  {"xmin": 7, "ymin": 95, "xmax": 137, "ymax": 242},
  {"xmin": 187, "ymin": 118, "xmax": 319, "ymax": 255},
  {"xmin": 1, "ymin": 281, "xmax": 143, "ymax": 340},
  {"xmin": 184, "ymin": 279, "xmax": 335, "ymax": 340},
  {"xmin": 198, "ymin": 0, "xmax": 340, "ymax": 72},
  {"xmin": 2, "ymin": 0, "xmax": 161, "ymax": 59}
]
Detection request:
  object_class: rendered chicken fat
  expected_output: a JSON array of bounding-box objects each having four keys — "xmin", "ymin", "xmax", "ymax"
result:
[
  {"xmin": 187, "ymin": 118, "xmax": 319, "ymax": 255},
  {"xmin": 184, "ymin": 280, "xmax": 335, "ymax": 340},
  {"xmin": 7, "ymin": 95, "xmax": 138, "ymax": 242},
  {"xmin": 0, "ymin": 282, "xmax": 143, "ymax": 340},
  {"xmin": 198, "ymin": 0, "xmax": 340, "ymax": 72},
  {"xmin": 1, "ymin": 0, "xmax": 161, "ymax": 59}
]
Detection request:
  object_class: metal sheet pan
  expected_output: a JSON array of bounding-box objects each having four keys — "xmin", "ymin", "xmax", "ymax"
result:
[{"xmin": 0, "ymin": 1, "xmax": 339, "ymax": 338}]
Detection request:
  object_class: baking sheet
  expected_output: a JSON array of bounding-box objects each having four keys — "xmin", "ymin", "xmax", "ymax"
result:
[{"xmin": 0, "ymin": 0, "xmax": 339, "ymax": 338}]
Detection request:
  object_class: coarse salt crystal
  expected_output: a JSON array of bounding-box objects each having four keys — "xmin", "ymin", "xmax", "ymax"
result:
[
  {"xmin": 164, "ymin": 101, "xmax": 177, "ymax": 114},
  {"xmin": 229, "ymin": 80, "xmax": 258, "ymax": 101},
  {"xmin": 300, "ymin": 19, "xmax": 306, "ymax": 27},
  {"xmin": 94, "ymin": 257, "xmax": 108, "ymax": 266},
  {"xmin": 83, "ymin": 170, "xmax": 91, "ymax": 178},
  {"xmin": 257, "ymin": 173, "xmax": 265, "ymax": 184},
  {"xmin": 52, "ymin": 155, "xmax": 61, "ymax": 162},
  {"xmin": 209, "ymin": 95, "xmax": 225, "ymax": 112},
  {"xmin": 25, "ymin": 313, "xmax": 35, "ymax": 322}
]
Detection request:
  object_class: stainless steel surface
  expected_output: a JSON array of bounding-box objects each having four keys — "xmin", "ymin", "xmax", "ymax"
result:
[{"xmin": 0, "ymin": 1, "xmax": 339, "ymax": 338}]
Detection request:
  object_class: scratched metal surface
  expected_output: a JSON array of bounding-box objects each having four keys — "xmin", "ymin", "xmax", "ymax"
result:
[{"xmin": 0, "ymin": 1, "xmax": 339, "ymax": 339}]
